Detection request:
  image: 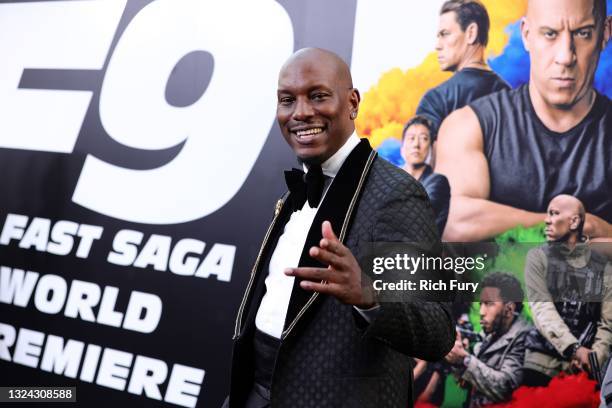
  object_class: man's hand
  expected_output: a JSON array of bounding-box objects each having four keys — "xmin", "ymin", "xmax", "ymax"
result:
[
  {"xmin": 284, "ymin": 220, "xmax": 376, "ymax": 308},
  {"xmin": 444, "ymin": 331, "xmax": 468, "ymax": 365},
  {"xmin": 570, "ymin": 346, "xmax": 592, "ymax": 374}
]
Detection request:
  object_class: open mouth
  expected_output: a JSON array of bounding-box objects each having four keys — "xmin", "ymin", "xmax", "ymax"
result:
[{"xmin": 292, "ymin": 127, "xmax": 325, "ymax": 143}]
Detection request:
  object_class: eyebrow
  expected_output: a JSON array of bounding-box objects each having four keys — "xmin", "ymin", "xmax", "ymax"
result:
[
  {"xmin": 538, "ymin": 23, "xmax": 596, "ymax": 32},
  {"xmin": 573, "ymin": 24, "xmax": 596, "ymax": 31}
]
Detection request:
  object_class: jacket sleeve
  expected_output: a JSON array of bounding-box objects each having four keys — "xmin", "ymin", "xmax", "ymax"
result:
[
  {"xmin": 525, "ymin": 247, "xmax": 578, "ymax": 354},
  {"xmin": 362, "ymin": 184, "xmax": 455, "ymax": 361},
  {"xmin": 461, "ymin": 332, "xmax": 527, "ymax": 402},
  {"xmin": 593, "ymin": 263, "xmax": 612, "ymax": 365}
]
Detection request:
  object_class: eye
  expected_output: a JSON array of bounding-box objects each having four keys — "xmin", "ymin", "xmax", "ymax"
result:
[
  {"xmin": 311, "ymin": 92, "xmax": 329, "ymax": 101},
  {"xmin": 278, "ymin": 96, "xmax": 294, "ymax": 106},
  {"xmin": 575, "ymin": 29, "xmax": 592, "ymax": 39},
  {"xmin": 544, "ymin": 30, "xmax": 557, "ymax": 39}
]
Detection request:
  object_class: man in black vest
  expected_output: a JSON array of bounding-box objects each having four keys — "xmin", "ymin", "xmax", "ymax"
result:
[
  {"xmin": 435, "ymin": 0, "xmax": 612, "ymax": 241},
  {"xmin": 224, "ymin": 48, "xmax": 454, "ymax": 408},
  {"xmin": 523, "ymin": 194, "xmax": 612, "ymax": 386}
]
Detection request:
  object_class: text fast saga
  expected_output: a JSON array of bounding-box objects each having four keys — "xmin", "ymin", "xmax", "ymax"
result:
[{"xmin": 0, "ymin": 213, "xmax": 235, "ymax": 281}]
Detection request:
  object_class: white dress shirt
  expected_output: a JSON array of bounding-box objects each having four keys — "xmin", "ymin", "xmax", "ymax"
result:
[{"xmin": 255, "ymin": 134, "xmax": 362, "ymax": 338}]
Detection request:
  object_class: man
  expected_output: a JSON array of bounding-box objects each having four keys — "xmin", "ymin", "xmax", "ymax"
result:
[
  {"xmin": 225, "ymin": 48, "xmax": 454, "ymax": 408},
  {"xmin": 416, "ymin": 0, "xmax": 509, "ymax": 137},
  {"xmin": 445, "ymin": 272, "xmax": 530, "ymax": 407},
  {"xmin": 401, "ymin": 115, "xmax": 450, "ymax": 236},
  {"xmin": 436, "ymin": 0, "xmax": 612, "ymax": 242},
  {"xmin": 523, "ymin": 194, "xmax": 612, "ymax": 386}
]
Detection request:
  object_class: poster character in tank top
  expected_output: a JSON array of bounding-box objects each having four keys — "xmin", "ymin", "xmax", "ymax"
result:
[{"xmin": 435, "ymin": 0, "xmax": 612, "ymax": 242}]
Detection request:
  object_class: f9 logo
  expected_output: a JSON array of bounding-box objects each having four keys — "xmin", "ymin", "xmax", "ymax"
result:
[{"xmin": 0, "ymin": 0, "xmax": 293, "ymax": 224}]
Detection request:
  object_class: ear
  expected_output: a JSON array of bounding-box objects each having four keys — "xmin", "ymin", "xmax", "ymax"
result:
[
  {"xmin": 504, "ymin": 302, "xmax": 515, "ymax": 316},
  {"xmin": 569, "ymin": 214, "xmax": 581, "ymax": 231},
  {"xmin": 521, "ymin": 17, "xmax": 531, "ymax": 52},
  {"xmin": 602, "ymin": 15, "xmax": 612, "ymax": 50},
  {"xmin": 349, "ymin": 88, "xmax": 360, "ymax": 116},
  {"xmin": 466, "ymin": 22, "xmax": 479, "ymax": 45}
]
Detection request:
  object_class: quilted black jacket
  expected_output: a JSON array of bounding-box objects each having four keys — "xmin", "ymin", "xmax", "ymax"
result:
[{"xmin": 228, "ymin": 140, "xmax": 455, "ymax": 407}]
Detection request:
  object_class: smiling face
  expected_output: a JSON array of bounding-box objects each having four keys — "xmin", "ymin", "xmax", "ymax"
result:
[
  {"xmin": 401, "ymin": 124, "xmax": 431, "ymax": 166},
  {"xmin": 436, "ymin": 11, "xmax": 470, "ymax": 72},
  {"xmin": 276, "ymin": 50, "xmax": 359, "ymax": 165},
  {"xmin": 522, "ymin": 0, "xmax": 604, "ymax": 109}
]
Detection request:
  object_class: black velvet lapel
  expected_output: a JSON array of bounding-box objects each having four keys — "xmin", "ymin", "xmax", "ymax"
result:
[
  {"xmin": 283, "ymin": 138, "xmax": 374, "ymax": 334},
  {"xmin": 241, "ymin": 198, "xmax": 293, "ymax": 336}
]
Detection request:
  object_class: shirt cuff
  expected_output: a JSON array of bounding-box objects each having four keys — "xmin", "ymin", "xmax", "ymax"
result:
[{"xmin": 354, "ymin": 304, "xmax": 381, "ymax": 324}]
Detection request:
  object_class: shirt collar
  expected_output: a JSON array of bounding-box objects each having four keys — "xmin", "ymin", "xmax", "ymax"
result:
[{"xmin": 303, "ymin": 132, "xmax": 360, "ymax": 178}]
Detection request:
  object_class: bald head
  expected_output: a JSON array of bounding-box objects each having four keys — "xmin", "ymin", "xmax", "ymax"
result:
[
  {"xmin": 549, "ymin": 194, "xmax": 585, "ymax": 218},
  {"xmin": 545, "ymin": 194, "xmax": 586, "ymax": 242},
  {"xmin": 276, "ymin": 48, "xmax": 361, "ymax": 165},
  {"xmin": 527, "ymin": 0, "xmax": 607, "ymax": 30},
  {"xmin": 279, "ymin": 48, "xmax": 354, "ymax": 89}
]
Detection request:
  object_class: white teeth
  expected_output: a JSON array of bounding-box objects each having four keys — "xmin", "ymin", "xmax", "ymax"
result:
[{"xmin": 296, "ymin": 128, "xmax": 323, "ymax": 137}]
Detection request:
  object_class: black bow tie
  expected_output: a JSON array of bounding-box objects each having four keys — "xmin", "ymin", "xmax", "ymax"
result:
[{"xmin": 284, "ymin": 165, "xmax": 325, "ymax": 211}]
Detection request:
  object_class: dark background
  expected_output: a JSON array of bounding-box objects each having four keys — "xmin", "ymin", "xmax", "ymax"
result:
[{"xmin": 0, "ymin": 0, "xmax": 358, "ymax": 406}]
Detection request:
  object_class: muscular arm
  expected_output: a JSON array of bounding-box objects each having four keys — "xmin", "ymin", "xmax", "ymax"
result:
[
  {"xmin": 585, "ymin": 214, "xmax": 612, "ymax": 239},
  {"xmin": 435, "ymin": 107, "xmax": 544, "ymax": 241}
]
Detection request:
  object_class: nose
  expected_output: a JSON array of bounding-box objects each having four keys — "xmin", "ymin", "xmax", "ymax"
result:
[
  {"xmin": 435, "ymin": 38, "xmax": 443, "ymax": 51},
  {"xmin": 554, "ymin": 32, "xmax": 577, "ymax": 67},
  {"xmin": 479, "ymin": 303, "xmax": 485, "ymax": 318},
  {"xmin": 292, "ymin": 97, "xmax": 314, "ymax": 121},
  {"xmin": 545, "ymin": 214, "xmax": 552, "ymax": 225}
]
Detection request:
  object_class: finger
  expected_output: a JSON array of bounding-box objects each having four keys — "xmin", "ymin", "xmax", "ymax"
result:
[
  {"xmin": 319, "ymin": 235, "xmax": 346, "ymax": 255},
  {"xmin": 309, "ymin": 246, "xmax": 343, "ymax": 268},
  {"xmin": 285, "ymin": 267, "xmax": 330, "ymax": 282},
  {"xmin": 455, "ymin": 330, "xmax": 462, "ymax": 342},
  {"xmin": 321, "ymin": 220, "xmax": 339, "ymax": 243},
  {"xmin": 300, "ymin": 280, "xmax": 339, "ymax": 295}
]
